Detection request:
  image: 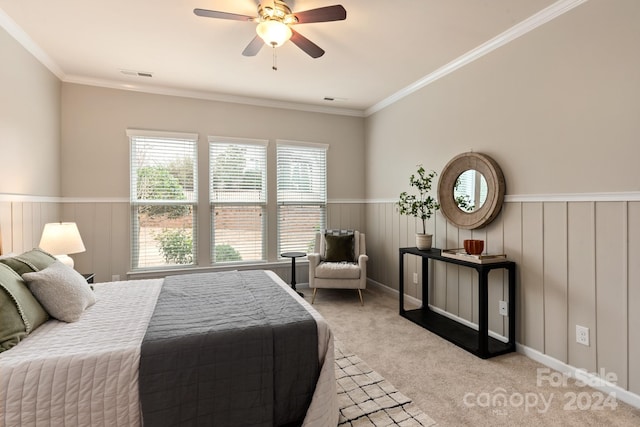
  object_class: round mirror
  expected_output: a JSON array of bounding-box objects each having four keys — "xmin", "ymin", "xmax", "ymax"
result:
[
  {"xmin": 454, "ymin": 169, "xmax": 488, "ymax": 212},
  {"xmin": 438, "ymin": 152, "xmax": 505, "ymax": 229}
]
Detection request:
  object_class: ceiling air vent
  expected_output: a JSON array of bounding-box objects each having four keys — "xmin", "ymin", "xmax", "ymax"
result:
[
  {"xmin": 120, "ymin": 69, "xmax": 153, "ymax": 78},
  {"xmin": 323, "ymin": 96, "xmax": 347, "ymax": 102}
]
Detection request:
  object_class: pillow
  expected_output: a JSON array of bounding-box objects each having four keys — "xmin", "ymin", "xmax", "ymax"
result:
[
  {"xmin": 0, "ymin": 248, "xmax": 57, "ymax": 276},
  {"xmin": 22, "ymin": 261, "xmax": 96, "ymax": 323},
  {"xmin": 0, "ymin": 252, "xmax": 17, "ymax": 259},
  {"xmin": 0, "ymin": 263, "xmax": 49, "ymax": 353},
  {"xmin": 324, "ymin": 233, "xmax": 355, "ymax": 262}
]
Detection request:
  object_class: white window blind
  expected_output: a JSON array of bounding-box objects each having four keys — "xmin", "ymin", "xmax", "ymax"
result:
[
  {"xmin": 129, "ymin": 130, "xmax": 198, "ymax": 269},
  {"xmin": 277, "ymin": 142, "xmax": 327, "ymax": 255},
  {"xmin": 209, "ymin": 138, "xmax": 267, "ymax": 263}
]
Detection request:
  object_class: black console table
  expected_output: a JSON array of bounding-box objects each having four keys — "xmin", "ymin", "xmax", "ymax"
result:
[{"xmin": 399, "ymin": 247, "xmax": 516, "ymax": 359}]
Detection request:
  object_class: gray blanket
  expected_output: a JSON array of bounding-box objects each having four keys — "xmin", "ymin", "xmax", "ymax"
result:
[{"xmin": 139, "ymin": 270, "xmax": 319, "ymax": 426}]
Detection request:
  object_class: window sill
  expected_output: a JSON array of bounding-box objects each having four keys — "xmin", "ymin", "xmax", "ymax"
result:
[{"xmin": 127, "ymin": 259, "xmax": 309, "ymax": 280}]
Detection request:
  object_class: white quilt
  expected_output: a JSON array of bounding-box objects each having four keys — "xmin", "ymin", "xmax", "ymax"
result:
[{"xmin": 0, "ymin": 272, "xmax": 337, "ymax": 427}]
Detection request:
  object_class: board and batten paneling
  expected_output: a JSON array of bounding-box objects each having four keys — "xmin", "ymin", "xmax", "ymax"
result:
[
  {"xmin": 61, "ymin": 202, "xmax": 131, "ymax": 283},
  {"xmin": 0, "ymin": 201, "xmax": 60, "ymax": 255},
  {"xmin": 367, "ymin": 198, "xmax": 639, "ymax": 396},
  {"xmin": 57, "ymin": 200, "xmax": 366, "ymax": 284},
  {"xmin": 567, "ymin": 202, "xmax": 597, "ymax": 372},
  {"xmin": 542, "ymin": 202, "xmax": 568, "ymax": 362},
  {"xmin": 629, "ymin": 202, "xmax": 640, "ymax": 394},
  {"xmin": 595, "ymin": 202, "xmax": 628, "ymax": 389}
]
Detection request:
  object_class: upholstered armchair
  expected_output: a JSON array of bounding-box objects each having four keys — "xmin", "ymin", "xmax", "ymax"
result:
[{"xmin": 308, "ymin": 230, "xmax": 368, "ymax": 305}]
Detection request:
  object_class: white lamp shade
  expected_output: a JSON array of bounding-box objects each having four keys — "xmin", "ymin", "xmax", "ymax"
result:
[
  {"xmin": 39, "ymin": 222, "xmax": 86, "ymax": 257},
  {"xmin": 256, "ymin": 20, "xmax": 292, "ymax": 47}
]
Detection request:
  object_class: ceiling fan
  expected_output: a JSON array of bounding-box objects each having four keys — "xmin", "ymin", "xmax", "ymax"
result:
[{"xmin": 194, "ymin": 0, "xmax": 347, "ymax": 59}]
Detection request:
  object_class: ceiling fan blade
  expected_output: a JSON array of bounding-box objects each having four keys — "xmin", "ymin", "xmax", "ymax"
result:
[
  {"xmin": 290, "ymin": 29, "xmax": 325, "ymax": 58},
  {"xmin": 242, "ymin": 35, "xmax": 264, "ymax": 57},
  {"xmin": 293, "ymin": 5, "xmax": 346, "ymax": 24},
  {"xmin": 193, "ymin": 8, "xmax": 254, "ymax": 21}
]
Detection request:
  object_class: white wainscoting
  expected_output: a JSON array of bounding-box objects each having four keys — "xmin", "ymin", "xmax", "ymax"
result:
[
  {"xmin": 1, "ymin": 196, "xmax": 367, "ymax": 285},
  {"xmin": 0, "ymin": 200, "xmax": 60, "ymax": 256},
  {"xmin": 3, "ymin": 193, "xmax": 637, "ymax": 398},
  {"xmin": 365, "ymin": 196, "xmax": 640, "ymax": 397}
]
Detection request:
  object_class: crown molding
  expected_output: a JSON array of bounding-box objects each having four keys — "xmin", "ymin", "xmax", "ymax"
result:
[
  {"xmin": 64, "ymin": 75, "xmax": 366, "ymax": 118},
  {"xmin": 0, "ymin": 7, "xmax": 363, "ymax": 118},
  {"xmin": 365, "ymin": 0, "xmax": 589, "ymax": 116},
  {"xmin": 2, "ymin": 1, "xmax": 586, "ymax": 118},
  {"xmin": 0, "ymin": 7, "xmax": 64, "ymax": 79}
]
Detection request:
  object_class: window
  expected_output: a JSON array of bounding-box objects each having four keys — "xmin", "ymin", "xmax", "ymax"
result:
[
  {"xmin": 277, "ymin": 141, "xmax": 328, "ymax": 255},
  {"xmin": 128, "ymin": 130, "xmax": 198, "ymax": 269},
  {"xmin": 209, "ymin": 137, "xmax": 267, "ymax": 263}
]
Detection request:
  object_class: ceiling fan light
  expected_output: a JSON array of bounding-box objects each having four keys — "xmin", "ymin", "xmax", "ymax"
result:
[{"xmin": 256, "ymin": 20, "xmax": 292, "ymax": 47}]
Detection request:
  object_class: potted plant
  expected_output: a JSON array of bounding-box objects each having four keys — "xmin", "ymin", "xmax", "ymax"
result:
[{"xmin": 397, "ymin": 165, "xmax": 440, "ymax": 250}]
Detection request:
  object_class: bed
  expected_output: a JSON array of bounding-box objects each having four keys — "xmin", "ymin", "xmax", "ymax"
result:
[{"xmin": 0, "ymin": 259, "xmax": 338, "ymax": 427}]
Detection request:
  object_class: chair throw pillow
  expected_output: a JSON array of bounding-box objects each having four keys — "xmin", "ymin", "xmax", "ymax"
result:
[
  {"xmin": 324, "ymin": 233, "xmax": 355, "ymax": 262},
  {"xmin": 22, "ymin": 261, "xmax": 96, "ymax": 323},
  {"xmin": 0, "ymin": 263, "xmax": 49, "ymax": 353}
]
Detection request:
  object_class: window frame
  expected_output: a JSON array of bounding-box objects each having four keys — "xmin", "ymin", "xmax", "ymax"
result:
[
  {"xmin": 276, "ymin": 140, "xmax": 328, "ymax": 257},
  {"xmin": 209, "ymin": 136, "xmax": 269, "ymax": 264},
  {"xmin": 128, "ymin": 129, "xmax": 198, "ymax": 271}
]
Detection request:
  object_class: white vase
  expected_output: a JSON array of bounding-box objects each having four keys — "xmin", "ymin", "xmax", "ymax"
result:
[{"xmin": 416, "ymin": 233, "xmax": 433, "ymax": 250}]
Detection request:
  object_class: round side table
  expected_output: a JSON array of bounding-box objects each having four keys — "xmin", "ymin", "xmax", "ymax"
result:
[{"xmin": 281, "ymin": 251, "xmax": 306, "ymax": 297}]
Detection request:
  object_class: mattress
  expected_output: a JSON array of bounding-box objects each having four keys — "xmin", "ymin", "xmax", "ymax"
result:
[{"xmin": 0, "ymin": 271, "xmax": 337, "ymax": 427}]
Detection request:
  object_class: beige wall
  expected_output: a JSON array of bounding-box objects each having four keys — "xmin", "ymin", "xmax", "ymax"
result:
[
  {"xmin": 0, "ymin": 26, "xmax": 61, "ymax": 253},
  {"xmin": 0, "ymin": 27, "xmax": 61, "ymax": 197},
  {"xmin": 59, "ymin": 83, "xmax": 366, "ymax": 279},
  {"xmin": 364, "ymin": 0, "xmax": 639, "ymax": 395},
  {"xmin": 366, "ymin": 0, "xmax": 640, "ymax": 198},
  {"xmin": 61, "ymin": 83, "xmax": 365, "ymax": 200}
]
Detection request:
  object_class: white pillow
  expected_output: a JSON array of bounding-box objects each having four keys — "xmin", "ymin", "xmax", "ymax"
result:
[{"xmin": 22, "ymin": 261, "xmax": 96, "ymax": 322}]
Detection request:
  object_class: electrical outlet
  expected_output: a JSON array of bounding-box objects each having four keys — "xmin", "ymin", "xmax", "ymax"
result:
[
  {"xmin": 412, "ymin": 273, "xmax": 418, "ymax": 284},
  {"xmin": 499, "ymin": 300, "xmax": 508, "ymax": 316},
  {"xmin": 576, "ymin": 325, "xmax": 590, "ymax": 346},
  {"xmin": 111, "ymin": 274, "xmax": 120, "ymax": 281}
]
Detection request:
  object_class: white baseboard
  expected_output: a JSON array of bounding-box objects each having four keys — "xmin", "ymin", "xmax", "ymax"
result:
[
  {"xmin": 517, "ymin": 343, "xmax": 640, "ymax": 410},
  {"xmin": 368, "ymin": 278, "xmax": 640, "ymax": 410},
  {"xmin": 368, "ymin": 279, "xmax": 508, "ymax": 342}
]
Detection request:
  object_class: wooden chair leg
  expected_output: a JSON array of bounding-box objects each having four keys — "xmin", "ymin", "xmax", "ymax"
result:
[
  {"xmin": 311, "ymin": 288, "xmax": 318, "ymax": 304},
  {"xmin": 358, "ymin": 289, "xmax": 364, "ymax": 306}
]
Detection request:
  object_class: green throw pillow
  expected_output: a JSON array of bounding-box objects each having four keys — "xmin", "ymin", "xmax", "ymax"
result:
[
  {"xmin": 324, "ymin": 234, "xmax": 355, "ymax": 262},
  {"xmin": 0, "ymin": 263, "xmax": 49, "ymax": 353},
  {"xmin": 0, "ymin": 248, "xmax": 57, "ymax": 276}
]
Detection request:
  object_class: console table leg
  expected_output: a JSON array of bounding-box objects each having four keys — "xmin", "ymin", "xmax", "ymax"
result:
[
  {"xmin": 422, "ymin": 256, "xmax": 429, "ymax": 309},
  {"xmin": 508, "ymin": 265, "xmax": 516, "ymax": 350},
  {"xmin": 478, "ymin": 269, "xmax": 489, "ymax": 358},
  {"xmin": 399, "ymin": 252, "xmax": 405, "ymax": 314}
]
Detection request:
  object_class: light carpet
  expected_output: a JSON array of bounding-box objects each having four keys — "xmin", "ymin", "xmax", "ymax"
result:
[{"xmin": 335, "ymin": 340, "xmax": 436, "ymax": 426}]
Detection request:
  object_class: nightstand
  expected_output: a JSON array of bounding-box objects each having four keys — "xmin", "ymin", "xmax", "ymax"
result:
[{"xmin": 82, "ymin": 273, "xmax": 95, "ymax": 284}]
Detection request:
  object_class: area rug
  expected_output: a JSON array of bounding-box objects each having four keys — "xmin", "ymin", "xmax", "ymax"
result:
[{"xmin": 335, "ymin": 341, "xmax": 437, "ymax": 426}]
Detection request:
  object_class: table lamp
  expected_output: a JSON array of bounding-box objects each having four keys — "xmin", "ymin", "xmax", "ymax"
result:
[{"xmin": 39, "ymin": 222, "xmax": 86, "ymax": 268}]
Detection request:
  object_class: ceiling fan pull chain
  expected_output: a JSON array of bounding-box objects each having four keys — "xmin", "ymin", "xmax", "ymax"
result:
[{"xmin": 272, "ymin": 46, "xmax": 278, "ymax": 71}]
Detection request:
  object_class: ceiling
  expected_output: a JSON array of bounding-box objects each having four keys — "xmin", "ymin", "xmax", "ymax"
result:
[{"xmin": 0, "ymin": 0, "xmax": 562, "ymax": 115}]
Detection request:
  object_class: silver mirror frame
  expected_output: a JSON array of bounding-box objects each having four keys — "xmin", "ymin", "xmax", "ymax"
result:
[{"xmin": 437, "ymin": 152, "xmax": 506, "ymax": 230}]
